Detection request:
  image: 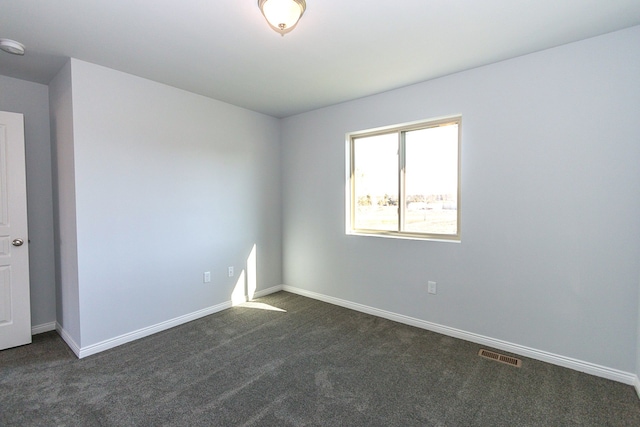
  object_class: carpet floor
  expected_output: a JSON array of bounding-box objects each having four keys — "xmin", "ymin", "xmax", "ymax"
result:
[{"xmin": 2, "ymin": 291, "xmax": 640, "ymax": 426}]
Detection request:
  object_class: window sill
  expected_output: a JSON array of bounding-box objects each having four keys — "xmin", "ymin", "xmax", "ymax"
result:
[{"xmin": 346, "ymin": 230, "xmax": 461, "ymax": 243}]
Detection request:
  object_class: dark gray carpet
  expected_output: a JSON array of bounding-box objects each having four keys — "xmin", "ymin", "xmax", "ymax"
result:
[{"xmin": 2, "ymin": 291, "xmax": 639, "ymax": 426}]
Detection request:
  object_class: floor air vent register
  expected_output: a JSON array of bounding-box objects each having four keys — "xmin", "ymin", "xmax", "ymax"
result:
[{"xmin": 478, "ymin": 349, "xmax": 522, "ymax": 367}]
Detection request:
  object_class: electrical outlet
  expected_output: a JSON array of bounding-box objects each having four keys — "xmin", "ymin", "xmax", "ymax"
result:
[
  {"xmin": 203, "ymin": 271, "xmax": 211, "ymax": 283},
  {"xmin": 427, "ymin": 281, "xmax": 437, "ymax": 294},
  {"xmin": 228, "ymin": 266, "xmax": 234, "ymax": 277}
]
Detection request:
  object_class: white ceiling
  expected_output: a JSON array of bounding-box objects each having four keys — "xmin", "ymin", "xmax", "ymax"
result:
[{"xmin": 1, "ymin": 0, "xmax": 639, "ymax": 118}]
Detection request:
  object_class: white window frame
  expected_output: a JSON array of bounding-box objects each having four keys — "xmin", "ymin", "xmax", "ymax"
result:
[{"xmin": 346, "ymin": 115, "xmax": 462, "ymax": 242}]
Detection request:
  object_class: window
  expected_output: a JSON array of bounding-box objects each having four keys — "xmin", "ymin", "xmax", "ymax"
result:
[{"xmin": 347, "ymin": 116, "xmax": 461, "ymax": 241}]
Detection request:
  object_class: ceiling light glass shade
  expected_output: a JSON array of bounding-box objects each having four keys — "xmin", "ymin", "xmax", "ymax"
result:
[{"xmin": 258, "ymin": 0, "xmax": 306, "ymax": 36}]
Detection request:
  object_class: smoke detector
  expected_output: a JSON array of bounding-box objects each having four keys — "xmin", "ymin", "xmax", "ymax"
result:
[{"xmin": 0, "ymin": 39, "xmax": 26, "ymax": 56}]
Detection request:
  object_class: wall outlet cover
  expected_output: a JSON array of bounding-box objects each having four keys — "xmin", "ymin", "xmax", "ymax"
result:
[{"xmin": 427, "ymin": 281, "xmax": 437, "ymax": 294}]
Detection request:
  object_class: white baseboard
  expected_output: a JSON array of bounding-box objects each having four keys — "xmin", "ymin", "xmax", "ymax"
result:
[
  {"xmin": 282, "ymin": 285, "xmax": 637, "ymax": 386},
  {"xmin": 252, "ymin": 285, "xmax": 283, "ymax": 299},
  {"xmin": 56, "ymin": 322, "xmax": 81, "ymax": 357},
  {"xmin": 55, "ymin": 286, "xmax": 285, "ymax": 359},
  {"xmin": 232, "ymin": 285, "xmax": 285, "ymax": 305},
  {"xmin": 53, "ymin": 283, "xmax": 635, "ymax": 389},
  {"xmin": 31, "ymin": 321, "xmax": 56, "ymax": 335},
  {"xmin": 77, "ymin": 300, "xmax": 233, "ymax": 358},
  {"xmin": 72, "ymin": 285, "xmax": 282, "ymax": 358}
]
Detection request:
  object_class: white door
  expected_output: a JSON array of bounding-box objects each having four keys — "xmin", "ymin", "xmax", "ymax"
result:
[{"xmin": 0, "ymin": 111, "xmax": 31, "ymax": 351}]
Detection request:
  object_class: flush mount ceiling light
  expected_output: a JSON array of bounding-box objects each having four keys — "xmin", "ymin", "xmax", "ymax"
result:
[
  {"xmin": 258, "ymin": 0, "xmax": 306, "ymax": 36},
  {"xmin": 0, "ymin": 38, "xmax": 26, "ymax": 55}
]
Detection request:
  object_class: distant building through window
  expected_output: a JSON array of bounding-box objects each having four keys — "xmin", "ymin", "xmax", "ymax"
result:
[{"xmin": 347, "ymin": 116, "xmax": 461, "ymax": 241}]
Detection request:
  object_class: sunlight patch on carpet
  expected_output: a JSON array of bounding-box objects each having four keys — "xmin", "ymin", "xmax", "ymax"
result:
[{"xmin": 237, "ymin": 301, "xmax": 287, "ymax": 312}]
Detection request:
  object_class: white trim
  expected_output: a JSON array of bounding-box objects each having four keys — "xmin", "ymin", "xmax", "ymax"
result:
[
  {"xmin": 282, "ymin": 285, "xmax": 637, "ymax": 386},
  {"xmin": 57, "ymin": 286, "xmax": 285, "ymax": 359},
  {"xmin": 252, "ymin": 285, "xmax": 283, "ymax": 299},
  {"xmin": 56, "ymin": 322, "xmax": 81, "ymax": 357},
  {"xmin": 31, "ymin": 321, "xmax": 56, "ymax": 335},
  {"xmin": 234, "ymin": 285, "xmax": 284, "ymax": 305},
  {"xmin": 634, "ymin": 376, "xmax": 640, "ymax": 399},
  {"xmin": 77, "ymin": 301, "xmax": 232, "ymax": 358}
]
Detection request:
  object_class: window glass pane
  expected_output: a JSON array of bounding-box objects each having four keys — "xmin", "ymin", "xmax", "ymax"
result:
[
  {"xmin": 353, "ymin": 133, "xmax": 398, "ymax": 231},
  {"xmin": 404, "ymin": 124, "xmax": 458, "ymax": 235}
]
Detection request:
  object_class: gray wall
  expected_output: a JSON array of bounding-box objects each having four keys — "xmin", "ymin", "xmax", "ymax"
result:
[
  {"xmin": 53, "ymin": 59, "xmax": 282, "ymax": 347},
  {"xmin": 49, "ymin": 61, "xmax": 82, "ymax": 344},
  {"xmin": 0, "ymin": 74, "xmax": 56, "ymax": 329},
  {"xmin": 281, "ymin": 26, "xmax": 640, "ymax": 373}
]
